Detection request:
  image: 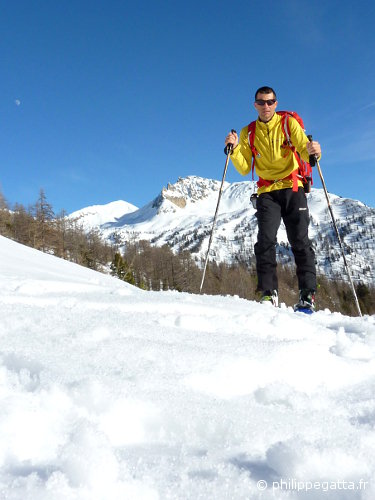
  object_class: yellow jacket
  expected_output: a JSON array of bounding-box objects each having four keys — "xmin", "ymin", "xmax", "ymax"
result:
[{"xmin": 230, "ymin": 112, "xmax": 311, "ymax": 194}]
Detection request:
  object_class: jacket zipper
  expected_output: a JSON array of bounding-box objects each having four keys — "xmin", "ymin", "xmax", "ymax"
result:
[{"xmin": 267, "ymin": 127, "xmax": 274, "ymax": 162}]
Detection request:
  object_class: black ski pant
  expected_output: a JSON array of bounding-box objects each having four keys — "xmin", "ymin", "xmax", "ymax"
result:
[{"xmin": 254, "ymin": 187, "xmax": 316, "ymax": 292}]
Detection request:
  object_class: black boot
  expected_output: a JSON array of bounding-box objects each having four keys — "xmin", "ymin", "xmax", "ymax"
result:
[{"xmin": 294, "ymin": 289, "xmax": 316, "ymax": 314}]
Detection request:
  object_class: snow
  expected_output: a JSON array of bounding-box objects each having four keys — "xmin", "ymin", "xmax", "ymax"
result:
[
  {"xmin": 69, "ymin": 200, "xmax": 138, "ymax": 231},
  {"xmin": 0, "ymin": 235, "xmax": 375, "ymax": 499}
]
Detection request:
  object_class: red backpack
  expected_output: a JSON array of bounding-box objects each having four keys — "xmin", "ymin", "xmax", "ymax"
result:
[{"xmin": 247, "ymin": 111, "xmax": 313, "ymax": 193}]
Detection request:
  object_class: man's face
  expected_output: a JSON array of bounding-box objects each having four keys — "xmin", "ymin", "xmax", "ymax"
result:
[{"xmin": 254, "ymin": 92, "xmax": 278, "ymax": 123}]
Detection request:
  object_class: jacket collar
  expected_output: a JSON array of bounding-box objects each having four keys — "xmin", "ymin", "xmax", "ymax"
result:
[{"xmin": 257, "ymin": 112, "xmax": 279, "ymax": 129}]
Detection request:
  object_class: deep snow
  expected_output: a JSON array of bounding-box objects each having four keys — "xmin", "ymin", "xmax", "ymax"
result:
[{"xmin": 0, "ymin": 235, "xmax": 374, "ymax": 499}]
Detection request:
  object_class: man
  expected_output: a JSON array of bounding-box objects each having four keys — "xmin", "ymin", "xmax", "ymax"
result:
[{"xmin": 224, "ymin": 86, "xmax": 321, "ymax": 312}]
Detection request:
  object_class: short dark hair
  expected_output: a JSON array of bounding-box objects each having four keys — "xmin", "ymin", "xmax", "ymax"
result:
[{"xmin": 255, "ymin": 86, "xmax": 277, "ymax": 100}]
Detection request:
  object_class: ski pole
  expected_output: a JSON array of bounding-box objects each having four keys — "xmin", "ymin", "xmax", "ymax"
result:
[
  {"xmin": 308, "ymin": 135, "xmax": 362, "ymax": 317},
  {"xmin": 199, "ymin": 130, "xmax": 236, "ymax": 293}
]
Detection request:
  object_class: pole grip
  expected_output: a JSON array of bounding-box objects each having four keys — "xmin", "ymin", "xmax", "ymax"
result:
[
  {"xmin": 224, "ymin": 129, "xmax": 237, "ymax": 155},
  {"xmin": 307, "ymin": 134, "xmax": 316, "ymax": 166}
]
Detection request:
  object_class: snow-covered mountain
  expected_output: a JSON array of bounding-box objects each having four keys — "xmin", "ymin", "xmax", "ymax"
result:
[
  {"xmin": 0, "ymin": 234, "xmax": 374, "ymax": 499},
  {"xmin": 71, "ymin": 176, "xmax": 375, "ymax": 285},
  {"xmin": 69, "ymin": 199, "xmax": 138, "ymax": 231}
]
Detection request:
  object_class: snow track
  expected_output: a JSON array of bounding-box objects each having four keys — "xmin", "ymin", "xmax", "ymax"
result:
[{"xmin": 0, "ymin": 236, "xmax": 374, "ymax": 499}]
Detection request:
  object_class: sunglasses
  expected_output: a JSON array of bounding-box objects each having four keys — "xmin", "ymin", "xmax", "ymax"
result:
[{"xmin": 255, "ymin": 99, "xmax": 276, "ymax": 106}]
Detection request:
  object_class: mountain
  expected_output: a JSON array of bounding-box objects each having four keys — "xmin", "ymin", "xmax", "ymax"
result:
[
  {"xmin": 0, "ymin": 234, "xmax": 374, "ymax": 499},
  {"xmin": 69, "ymin": 199, "xmax": 138, "ymax": 231},
  {"xmin": 71, "ymin": 176, "xmax": 375, "ymax": 286}
]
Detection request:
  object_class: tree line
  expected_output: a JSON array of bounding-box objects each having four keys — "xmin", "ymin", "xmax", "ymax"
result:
[
  {"xmin": 0, "ymin": 188, "xmax": 374, "ymax": 316},
  {"xmin": 0, "ymin": 189, "xmax": 114, "ymax": 270},
  {"xmin": 111, "ymin": 240, "xmax": 375, "ymax": 316}
]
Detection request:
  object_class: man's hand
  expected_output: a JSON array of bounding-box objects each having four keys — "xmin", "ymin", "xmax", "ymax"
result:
[
  {"xmin": 306, "ymin": 140, "xmax": 321, "ymax": 158},
  {"xmin": 225, "ymin": 131, "xmax": 239, "ymax": 150}
]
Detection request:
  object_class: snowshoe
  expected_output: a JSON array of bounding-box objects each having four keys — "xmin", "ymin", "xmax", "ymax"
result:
[
  {"xmin": 260, "ymin": 290, "xmax": 278, "ymax": 308},
  {"xmin": 294, "ymin": 289, "xmax": 316, "ymax": 314}
]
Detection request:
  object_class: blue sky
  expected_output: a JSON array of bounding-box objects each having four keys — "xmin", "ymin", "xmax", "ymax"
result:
[{"xmin": 1, "ymin": 0, "xmax": 375, "ymax": 214}]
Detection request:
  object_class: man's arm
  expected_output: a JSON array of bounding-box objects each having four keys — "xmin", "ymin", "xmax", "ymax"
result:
[{"xmin": 289, "ymin": 118, "xmax": 321, "ymax": 162}]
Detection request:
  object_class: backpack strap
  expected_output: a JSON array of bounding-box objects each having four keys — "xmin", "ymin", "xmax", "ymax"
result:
[
  {"xmin": 247, "ymin": 120, "xmax": 260, "ymax": 180},
  {"xmin": 257, "ymin": 170, "xmax": 299, "ymax": 191},
  {"xmin": 279, "ymin": 113, "xmax": 308, "ymax": 192},
  {"xmin": 281, "ymin": 112, "xmax": 313, "ymax": 189}
]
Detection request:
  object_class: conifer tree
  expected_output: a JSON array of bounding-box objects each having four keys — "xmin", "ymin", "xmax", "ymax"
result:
[
  {"xmin": 0, "ymin": 189, "xmax": 11, "ymax": 236},
  {"xmin": 110, "ymin": 253, "xmax": 135, "ymax": 285},
  {"xmin": 32, "ymin": 189, "xmax": 55, "ymax": 251}
]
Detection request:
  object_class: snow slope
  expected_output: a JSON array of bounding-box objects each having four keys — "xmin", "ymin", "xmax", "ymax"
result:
[{"xmin": 0, "ymin": 235, "xmax": 375, "ymax": 499}]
